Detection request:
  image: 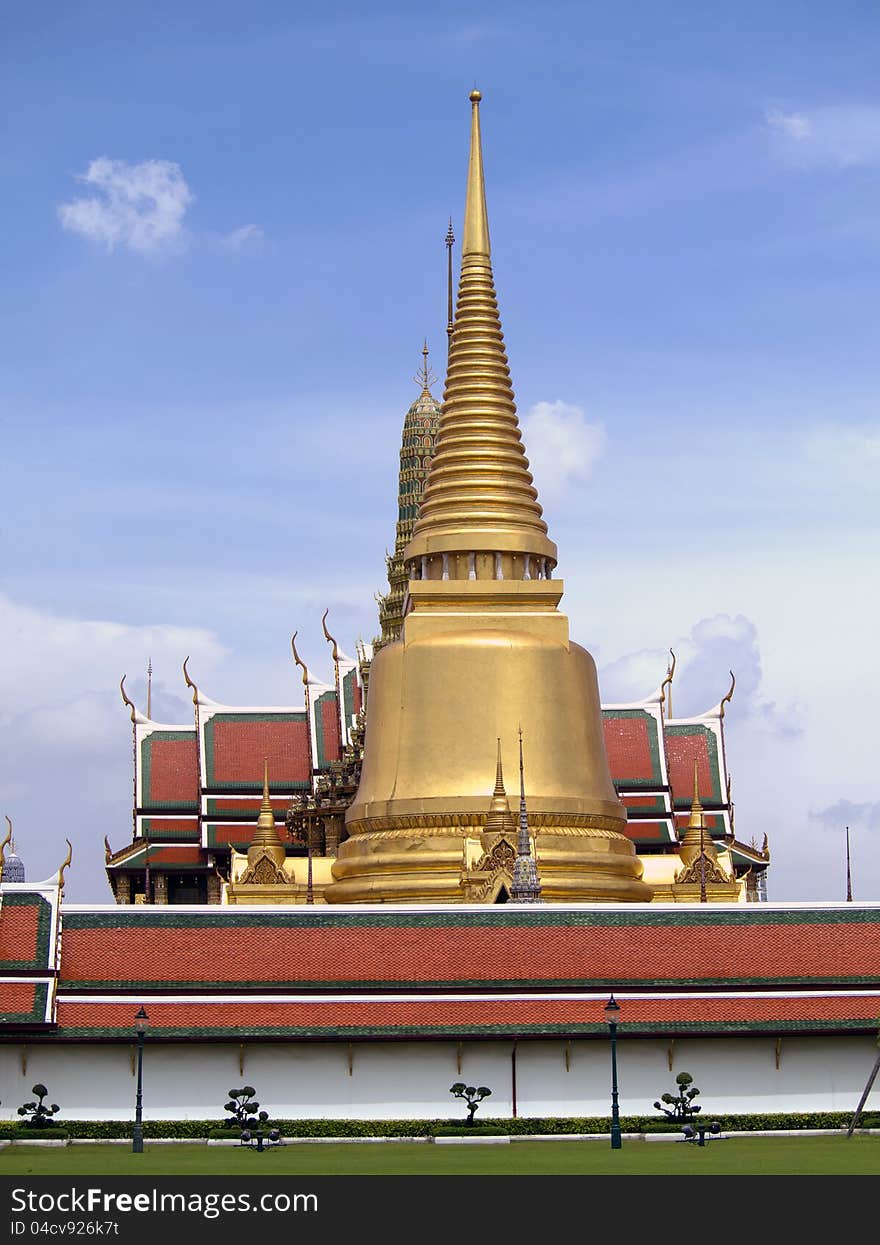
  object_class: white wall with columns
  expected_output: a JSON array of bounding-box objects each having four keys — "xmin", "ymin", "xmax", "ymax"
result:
[{"xmin": 1, "ymin": 1036, "xmax": 878, "ymax": 1122}]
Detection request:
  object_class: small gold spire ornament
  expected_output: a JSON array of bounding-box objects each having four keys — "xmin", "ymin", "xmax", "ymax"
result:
[
  {"xmin": 247, "ymin": 760, "xmax": 287, "ymax": 866},
  {"xmin": 676, "ymin": 762, "xmax": 729, "ymax": 898},
  {"xmin": 484, "ymin": 739, "xmax": 515, "ymax": 834}
]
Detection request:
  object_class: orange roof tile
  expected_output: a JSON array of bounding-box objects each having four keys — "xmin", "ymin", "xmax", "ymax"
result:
[
  {"xmin": 53, "ymin": 992, "xmax": 880, "ymax": 1038},
  {"xmin": 58, "ymin": 908, "xmax": 880, "ymax": 990}
]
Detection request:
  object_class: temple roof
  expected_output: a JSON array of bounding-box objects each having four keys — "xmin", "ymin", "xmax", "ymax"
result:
[
  {"xmin": 0, "ymin": 879, "xmax": 62, "ymax": 1031},
  {"xmin": 1, "ymin": 897, "xmax": 877, "ymax": 1040},
  {"xmin": 55, "ymin": 904, "xmax": 880, "ymax": 992}
]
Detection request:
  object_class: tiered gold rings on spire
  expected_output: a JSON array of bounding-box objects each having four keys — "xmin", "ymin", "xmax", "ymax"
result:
[{"xmin": 405, "ymin": 89, "xmax": 557, "ymax": 577}]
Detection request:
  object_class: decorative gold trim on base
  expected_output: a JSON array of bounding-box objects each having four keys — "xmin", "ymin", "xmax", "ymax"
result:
[
  {"xmin": 326, "ymin": 823, "xmax": 651, "ymax": 904},
  {"xmin": 346, "ymin": 812, "xmax": 627, "ymax": 838}
]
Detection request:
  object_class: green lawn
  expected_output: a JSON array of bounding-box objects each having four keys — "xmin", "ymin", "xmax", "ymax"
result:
[{"xmin": 1, "ymin": 1136, "xmax": 878, "ymax": 1176}]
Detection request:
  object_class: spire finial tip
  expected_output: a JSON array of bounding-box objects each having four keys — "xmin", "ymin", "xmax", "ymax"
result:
[{"xmin": 469, "ymin": 88, "xmax": 482, "ymax": 103}]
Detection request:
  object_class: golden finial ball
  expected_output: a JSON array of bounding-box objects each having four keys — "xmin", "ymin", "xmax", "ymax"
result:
[{"xmin": 469, "ymin": 88, "xmax": 482, "ymax": 102}]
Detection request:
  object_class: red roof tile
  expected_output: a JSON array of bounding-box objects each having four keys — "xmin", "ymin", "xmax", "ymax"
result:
[
  {"xmin": 665, "ymin": 726, "xmax": 721, "ymax": 806},
  {"xmin": 142, "ymin": 735, "xmax": 199, "ymax": 806},
  {"xmin": 319, "ymin": 698, "xmax": 341, "ymax": 764},
  {"xmin": 0, "ymin": 900, "xmax": 41, "ymax": 967},
  {"xmin": 57, "ymin": 909, "xmax": 880, "ymax": 990},
  {"xmin": 53, "ymin": 992, "xmax": 880, "ymax": 1038},
  {"xmin": 603, "ymin": 713, "xmax": 660, "ymax": 786},
  {"xmin": 0, "ymin": 981, "xmax": 40, "ymax": 1018},
  {"xmin": 142, "ymin": 846, "xmax": 210, "ymax": 868},
  {"xmin": 206, "ymin": 717, "xmax": 310, "ymax": 787}
]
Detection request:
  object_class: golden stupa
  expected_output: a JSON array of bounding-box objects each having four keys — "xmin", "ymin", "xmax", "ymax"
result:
[{"xmin": 325, "ymin": 90, "xmax": 651, "ymax": 904}]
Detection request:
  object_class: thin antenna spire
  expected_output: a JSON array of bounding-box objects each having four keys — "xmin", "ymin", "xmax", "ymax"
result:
[
  {"xmin": 445, "ymin": 216, "xmax": 455, "ymax": 360},
  {"xmin": 846, "ymin": 824, "xmax": 853, "ymax": 902},
  {"xmin": 510, "ymin": 726, "xmax": 542, "ymax": 903},
  {"xmin": 146, "ymin": 657, "xmax": 152, "ymax": 720}
]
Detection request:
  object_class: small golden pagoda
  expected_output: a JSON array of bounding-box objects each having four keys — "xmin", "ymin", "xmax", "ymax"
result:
[
  {"xmin": 224, "ymin": 761, "xmax": 332, "ymax": 905},
  {"xmin": 662, "ymin": 764, "xmax": 741, "ymax": 903},
  {"xmin": 326, "ymin": 90, "xmax": 650, "ymax": 904},
  {"xmin": 460, "ymin": 740, "xmax": 519, "ymax": 902}
]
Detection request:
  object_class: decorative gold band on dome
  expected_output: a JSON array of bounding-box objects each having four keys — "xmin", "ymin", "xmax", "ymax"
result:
[{"xmin": 404, "ymin": 90, "xmax": 557, "ymax": 573}]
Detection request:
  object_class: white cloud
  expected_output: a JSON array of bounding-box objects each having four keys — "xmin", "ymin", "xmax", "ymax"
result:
[
  {"xmin": 804, "ymin": 423, "xmax": 880, "ymax": 476},
  {"xmin": 521, "ymin": 400, "xmax": 606, "ymax": 502},
  {"xmin": 0, "ymin": 594, "xmax": 226, "ymax": 897},
  {"xmin": 810, "ymin": 799, "xmax": 880, "ymax": 833},
  {"xmin": 219, "ymin": 224, "xmax": 264, "ymax": 251},
  {"xmin": 58, "ymin": 157, "xmax": 194, "ymax": 255},
  {"xmin": 599, "ymin": 613, "xmax": 801, "ymax": 737},
  {"xmin": 0, "ymin": 594, "xmax": 224, "ymax": 719},
  {"xmin": 766, "ymin": 109, "xmax": 813, "ymax": 142},
  {"xmin": 766, "ymin": 105, "xmax": 880, "ymax": 168}
]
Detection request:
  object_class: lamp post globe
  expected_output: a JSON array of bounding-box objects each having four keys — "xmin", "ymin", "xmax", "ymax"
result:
[
  {"xmin": 604, "ymin": 994, "xmax": 622, "ymax": 1150},
  {"xmin": 132, "ymin": 1006, "xmax": 149, "ymax": 1154}
]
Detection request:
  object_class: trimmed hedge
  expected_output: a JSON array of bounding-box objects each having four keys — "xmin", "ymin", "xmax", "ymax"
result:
[
  {"xmin": 5, "ymin": 1128, "xmax": 70, "ymax": 1140},
  {"xmin": 434, "ymin": 1125, "xmax": 514, "ymax": 1137},
  {"xmin": 0, "ymin": 1111, "xmax": 877, "ymax": 1141}
]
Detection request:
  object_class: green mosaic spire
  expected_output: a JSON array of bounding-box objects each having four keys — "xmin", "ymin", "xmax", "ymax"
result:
[{"xmin": 376, "ymin": 344, "xmax": 441, "ymax": 647}]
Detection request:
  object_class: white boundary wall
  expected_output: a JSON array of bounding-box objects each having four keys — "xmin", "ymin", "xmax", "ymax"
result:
[{"xmin": 1, "ymin": 1036, "xmax": 878, "ymax": 1121}]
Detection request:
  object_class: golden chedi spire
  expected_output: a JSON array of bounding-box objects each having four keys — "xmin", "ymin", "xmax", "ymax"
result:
[
  {"xmin": 405, "ymin": 90, "xmax": 556, "ymax": 579},
  {"xmin": 679, "ymin": 763, "xmax": 718, "ymax": 866},
  {"xmin": 674, "ymin": 762, "xmax": 739, "ymax": 901},
  {"xmin": 326, "ymin": 90, "xmax": 649, "ymax": 905},
  {"xmin": 248, "ymin": 759, "xmax": 287, "ymax": 869},
  {"xmin": 484, "ymin": 738, "xmax": 515, "ymax": 835}
]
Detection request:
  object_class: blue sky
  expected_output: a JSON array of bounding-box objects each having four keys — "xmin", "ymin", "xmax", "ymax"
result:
[{"xmin": 1, "ymin": 1, "xmax": 878, "ymax": 900}]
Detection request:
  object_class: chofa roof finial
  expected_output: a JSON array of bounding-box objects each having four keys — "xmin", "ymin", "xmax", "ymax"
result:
[
  {"xmin": 321, "ymin": 609, "xmax": 339, "ymax": 663},
  {"xmin": 719, "ymin": 670, "xmax": 736, "ymax": 719},
  {"xmin": 119, "ymin": 675, "xmax": 137, "ymax": 723},
  {"xmin": 660, "ymin": 648, "xmax": 676, "ymax": 716},
  {"xmin": 291, "ymin": 632, "xmax": 309, "ymax": 687},
  {"xmin": 57, "ymin": 839, "xmax": 73, "ymax": 890},
  {"xmin": 182, "ymin": 656, "xmax": 198, "ymax": 704}
]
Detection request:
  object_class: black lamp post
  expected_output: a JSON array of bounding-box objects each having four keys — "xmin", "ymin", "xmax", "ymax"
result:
[
  {"xmin": 132, "ymin": 1006, "xmax": 148, "ymax": 1154},
  {"xmin": 604, "ymin": 994, "xmax": 622, "ymax": 1150}
]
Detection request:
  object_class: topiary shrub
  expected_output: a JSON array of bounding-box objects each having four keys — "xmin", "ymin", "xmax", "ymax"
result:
[
  {"xmin": 450, "ymin": 1083, "xmax": 492, "ymax": 1126},
  {"xmin": 17, "ymin": 1085, "xmax": 60, "ymax": 1129},
  {"xmin": 654, "ymin": 1072, "xmax": 702, "ymax": 1122},
  {"xmin": 222, "ymin": 1087, "xmax": 269, "ymax": 1132}
]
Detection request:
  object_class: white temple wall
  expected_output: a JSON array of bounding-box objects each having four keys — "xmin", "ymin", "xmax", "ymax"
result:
[{"xmin": 1, "ymin": 1036, "xmax": 877, "ymax": 1122}]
